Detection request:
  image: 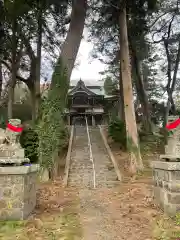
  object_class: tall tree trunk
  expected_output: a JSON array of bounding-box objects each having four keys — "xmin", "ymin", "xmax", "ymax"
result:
[
  {"xmin": 0, "ymin": 63, "xmax": 2, "ymax": 98},
  {"xmin": 35, "ymin": 5, "xmax": 43, "ymax": 121},
  {"xmin": 0, "ymin": 1, "xmax": 5, "ymax": 56},
  {"xmin": 29, "ymin": 60, "xmax": 37, "ymax": 121},
  {"xmin": 119, "ymin": 5, "xmax": 143, "ymax": 173},
  {"xmin": 132, "ymin": 52, "xmax": 152, "ymax": 133},
  {"xmin": 163, "ymin": 100, "xmax": 171, "ymax": 144},
  {"xmin": 0, "ymin": 5, "xmax": 3, "ymax": 99},
  {"xmin": 119, "ymin": 64, "xmax": 125, "ymax": 121},
  {"xmin": 30, "ymin": 85, "xmax": 36, "ymax": 121},
  {"xmin": 40, "ymin": 0, "xmax": 87, "ymax": 180},
  {"xmin": 51, "ymin": 0, "xmax": 87, "ymax": 87},
  {"xmin": 8, "ymin": 19, "xmax": 17, "ymax": 119}
]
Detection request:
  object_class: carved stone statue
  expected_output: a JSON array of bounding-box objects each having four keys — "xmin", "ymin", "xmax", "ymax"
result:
[
  {"xmin": 160, "ymin": 115, "xmax": 180, "ymax": 161},
  {"xmin": 0, "ymin": 119, "xmax": 29, "ymax": 164}
]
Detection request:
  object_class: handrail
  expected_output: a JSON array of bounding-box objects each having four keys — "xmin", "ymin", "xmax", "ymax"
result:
[
  {"xmin": 99, "ymin": 125, "xmax": 122, "ymax": 181},
  {"xmin": 63, "ymin": 125, "xmax": 74, "ymax": 187},
  {"xmin": 85, "ymin": 116, "xmax": 96, "ymax": 189}
]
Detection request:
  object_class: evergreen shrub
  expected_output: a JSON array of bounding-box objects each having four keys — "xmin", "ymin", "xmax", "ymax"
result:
[
  {"xmin": 20, "ymin": 124, "xmax": 39, "ymax": 163},
  {"xmin": 108, "ymin": 117, "xmax": 126, "ymax": 148}
]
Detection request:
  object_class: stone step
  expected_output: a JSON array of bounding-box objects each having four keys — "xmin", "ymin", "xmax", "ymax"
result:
[
  {"xmin": 68, "ymin": 126, "xmax": 118, "ymax": 189},
  {"xmin": 95, "ymin": 172, "xmax": 117, "ymax": 177},
  {"xmin": 68, "ymin": 177, "xmax": 93, "ymax": 184},
  {"xmin": 70, "ymin": 169, "xmax": 116, "ymax": 174},
  {"xmin": 69, "ymin": 171, "xmax": 92, "ymax": 174},
  {"xmin": 70, "ymin": 171, "xmax": 116, "ymax": 177},
  {"xmin": 70, "ymin": 162, "xmax": 92, "ymax": 166},
  {"xmin": 96, "ymin": 173, "xmax": 117, "ymax": 177},
  {"xmin": 96, "ymin": 183, "xmax": 120, "ymax": 188},
  {"xmin": 96, "ymin": 180, "xmax": 119, "ymax": 185},
  {"xmin": 95, "ymin": 165, "xmax": 115, "ymax": 170},
  {"xmin": 95, "ymin": 171, "xmax": 117, "ymax": 176},
  {"xmin": 69, "ymin": 172, "xmax": 117, "ymax": 180},
  {"xmin": 70, "ymin": 164, "xmax": 116, "ymax": 174},
  {"xmin": 70, "ymin": 166, "xmax": 92, "ymax": 169},
  {"xmin": 70, "ymin": 164, "xmax": 93, "ymax": 168},
  {"xmin": 69, "ymin": 170, "xmax": 93, "ymax": 173},
  {"xmin": 69, "ymin": 169, "xmax": 93, "ymax": 174},
  {"xmin": 68, "ymin": 183, "xmax": 94, "ymax": 189},
  {"xmin": 68, "ymin": 172, "xmax": 93, "ymax": 177},
  {"xmin": 70, "ymin": 163, "xmax": 113, "ymax": 168},
  {"xmin": 68, "ymin": 177, "xmax": 93, "ymax": 182},
  {"xmin": 68, "ymin": 178, "xmax": 93, "ymax": 184}
]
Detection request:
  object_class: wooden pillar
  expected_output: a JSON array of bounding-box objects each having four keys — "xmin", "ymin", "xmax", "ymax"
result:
[
  {"xmin": 92, "ymin": 115, "xmax": 95, "ymax": 126},
  {"xmin": 68, "ymin": 115, "xmax": 70, "ymax": 125}
]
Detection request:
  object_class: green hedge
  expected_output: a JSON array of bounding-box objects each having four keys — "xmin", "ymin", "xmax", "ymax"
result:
[
  {"xmin": 20, "ymin": 125, "xmax": 39, "ymax": 163},
  {"xmin": 108, "ymin": 118, "xmax": 126, "ymax": 148}
]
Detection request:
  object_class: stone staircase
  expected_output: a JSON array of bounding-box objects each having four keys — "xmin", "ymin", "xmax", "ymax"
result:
[
  {"xmin": 89, "ymin": 127, "xmax": 119, "ymax": 188},
  {"xmin": 68, "ymin": 126, "xmax": 119, "ymax": 188},
  {"xmin": 68, "ymin": 126, "xmax": 94, "ymax": 188}
]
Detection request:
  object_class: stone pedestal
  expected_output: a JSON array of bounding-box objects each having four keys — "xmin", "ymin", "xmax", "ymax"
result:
[
  {"xmin": 151, "ymin": 161, "xmax": 180, "ymax": 216},
  {"xmin": 0, "ymin": 164, "xmax": 39, "ymax": 220}
]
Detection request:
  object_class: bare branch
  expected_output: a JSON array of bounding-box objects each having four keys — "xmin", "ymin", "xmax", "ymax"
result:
[
  {"xmin": 151, "ymin": 13, "xmax": 176, "ymax": 43},
  {"xmin": 149, "ymin": 12, "xmax": 169, "ymax": 29},
  {"xmin": 163, "ymin": 38, "xmax": 172, "ymax": 92}
]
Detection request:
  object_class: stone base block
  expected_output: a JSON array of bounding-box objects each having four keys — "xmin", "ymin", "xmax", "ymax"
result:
[
  {"xmin": 0, "ymin": 164, "xmax": 39, "ymax": 220},
  {"xmin": 153, "ymin": 186, "xmax": 180, "ymax": 216},
  {"xmin": 152, "ymin": 161, "xmax": 180, "ymax": 216}
]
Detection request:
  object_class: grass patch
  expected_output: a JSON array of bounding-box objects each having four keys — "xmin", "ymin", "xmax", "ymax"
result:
[
  {"xmin": 0, "ymin": 220, "xmax": 26, "ymax": 239},
  {"xmin": 153, "ymin": 214, "xmax": 180, "ymax": 240},
  {"xmin": 153, "ymin": 217, "xmax": 173, "ymax": 240},
  {"xmin": 0, "ymin": 210, "xmax": 82, "ymax": 240}
]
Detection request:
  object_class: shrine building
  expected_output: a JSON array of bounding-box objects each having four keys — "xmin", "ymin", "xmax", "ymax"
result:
[{"xmin": 41, "ymin": 79, "xmax": 117, "ymax": 126}]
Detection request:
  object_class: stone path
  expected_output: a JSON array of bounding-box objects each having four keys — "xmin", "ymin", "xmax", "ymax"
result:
[
  {"xmin": 68, "ymin": 126, "xmax": 118, "ymax": 188},
  {"xmin": 68, "ymin": 126, "xmax": 157, "ymax": 240},
  {"xmin": 89, "ymin": 127, "xmax": 118, "ymax": 188},
  {"xmin": 68, "ymin": 126, "xmax": 122, "ymax": 239},
  {"xmin": 68, "ymin": 126, "xmax": 93, "ymax": 188},
  {"xmin": 79, "ymin": 184, "xmax": 156, "ymax": 240},
  {"xmin": 79, "ymin": 189, "xmax": 115, "ymax": 240}
]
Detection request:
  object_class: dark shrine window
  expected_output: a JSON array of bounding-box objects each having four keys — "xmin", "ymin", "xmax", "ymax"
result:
[{"xmin": 73, "ymin": 92, "xmax": 89, "ymax": 105}]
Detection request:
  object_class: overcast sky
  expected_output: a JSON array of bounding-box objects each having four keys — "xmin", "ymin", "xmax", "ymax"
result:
[
  {"xmin": 41, "ymin": 29, "xmax": 106, "ymax": 85},
  {"xmin": 71, "ymin": 38, "xmax": 105, "ymax": 83}
]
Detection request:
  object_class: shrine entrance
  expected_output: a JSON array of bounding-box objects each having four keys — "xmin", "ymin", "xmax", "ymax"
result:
[
  {"xmin": 72, "ymin": 116, "xmax": 86, "ymax": 126},
  {"xmin": 71, "ymin": 115, "xmax": 95, "ymax": 126}
]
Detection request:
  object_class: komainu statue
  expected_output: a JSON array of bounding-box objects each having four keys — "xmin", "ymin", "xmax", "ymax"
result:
[{"xmin": 0, "ymin": 119, "xmax": 29, "ymax": 164}]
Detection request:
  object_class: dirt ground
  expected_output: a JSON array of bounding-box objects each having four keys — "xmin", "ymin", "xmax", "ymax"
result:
[
  {"xmin": 79, "ymin": 181, "xmax": 158, "ymax": 240},
  {"xmin": 107, "ymin": 139, "xmax": 180, "ymax": 239},
  {"xmin": 0, "ymin": 178, "xmax": 180, "ymax": 240},
  {"xmin": 0, "ymin": 181, "xmax": 82, "ymax": 240}
]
